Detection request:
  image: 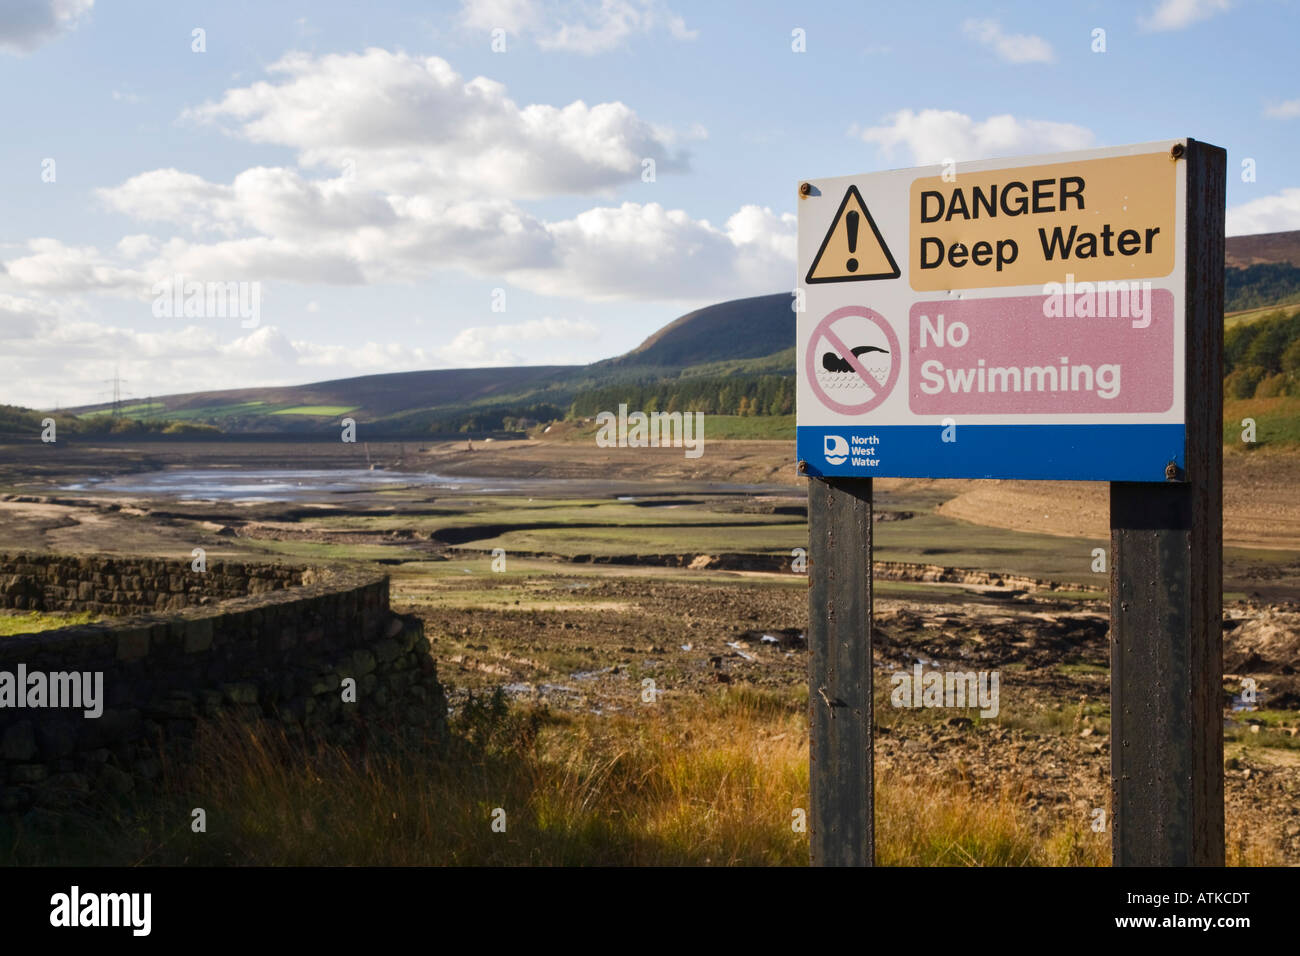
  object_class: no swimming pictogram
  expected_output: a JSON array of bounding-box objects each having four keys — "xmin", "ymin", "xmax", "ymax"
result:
[{"xmin": 805, "ymin": 305, "xmax": 900, "ymax": 415}]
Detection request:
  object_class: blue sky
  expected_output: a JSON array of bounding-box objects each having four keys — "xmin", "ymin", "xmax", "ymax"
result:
[{"xmin": 1, "ymin": 0, "xmax": 1298, "ymax": 408}]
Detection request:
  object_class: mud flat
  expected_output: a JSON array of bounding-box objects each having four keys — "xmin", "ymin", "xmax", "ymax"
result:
[{"xmin": 0, "ymin": 437, "xmax": 1295, "ymax": 864}]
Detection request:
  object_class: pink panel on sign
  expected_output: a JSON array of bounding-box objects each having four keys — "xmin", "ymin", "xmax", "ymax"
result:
[{"xmin": 908, "ymin": 289, "xmax": 1174, "ymax": 415}]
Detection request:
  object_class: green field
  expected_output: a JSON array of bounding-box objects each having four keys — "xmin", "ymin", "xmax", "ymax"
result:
[
  {"xmin": 0, "ymin": 611, "xmax": 101, "ymax": 636},
  {"xmin": 269, "ymin": 405, "xmax": 359, "ymax": 416},
  {"xmin": 1224, "ymin": 301, "xmax": 1300, "ymax": 328},
  {"xmin": 1224, "ymin": 396, "xmax": 1300, "ymax": 446},
  {"xmin": 695, "ymin": 414, "xmax": 794, "ymax": 440},
  {"xmin": 313, "ymin": 492, "xmax": 1111, "ymax": 586}
]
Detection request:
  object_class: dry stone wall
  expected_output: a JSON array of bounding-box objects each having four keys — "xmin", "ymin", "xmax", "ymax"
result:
[
  {"xmin": 0, "ymin": 553, "xmax": 303, "ymax": 616},
  {"xmin": 0, "ymin": 553, "xmax": 446, "ymax": 813}
]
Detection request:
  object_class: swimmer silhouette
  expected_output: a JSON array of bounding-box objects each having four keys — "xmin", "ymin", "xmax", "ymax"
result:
[{"xmin": 822, "ymin": 345, "xmax": 889, "ymax": 372}]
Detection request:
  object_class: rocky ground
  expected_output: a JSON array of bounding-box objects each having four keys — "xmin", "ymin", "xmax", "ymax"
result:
[
  {"xmin": 399, "ymin": 570, "xmax": 1300, "ymax": 864},
  {"xmin": 1, "ymin": 437, "xmax": 1296, "ymax": 863}
]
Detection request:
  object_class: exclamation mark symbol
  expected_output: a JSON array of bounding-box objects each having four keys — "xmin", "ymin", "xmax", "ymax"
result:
[{"xmin": 845, "ymin": 210, "xmax": 859, "ymax": 273}]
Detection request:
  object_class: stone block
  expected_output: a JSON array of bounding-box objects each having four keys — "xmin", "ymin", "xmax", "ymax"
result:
[
  {"xmin": 373, "ymin": 638, "xmax": 402, "ymax": 664},
  {"xmin": 2, "ymin": 721, "xmax": 37, "ymax": 761},
  {"xmin": 351, "ymin": 649, "xmax": 377, "ymax": 676},
  {"xmin": 115, "ymin": 627, "xmax": 150, "ymax": 662},
  {"xmin": 184, "ymin": 618, "xmax": 214, "ymax": 653},
  {"xmin": 36, "ymin": 719, "xmax": 78, "ymax": 760}
]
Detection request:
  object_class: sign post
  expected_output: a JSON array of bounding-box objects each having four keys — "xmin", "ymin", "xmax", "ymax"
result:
[
  {"xmin": 806, "ymin": 476, "xmax": 874, "ymax": 866},
  {"xmin": 796, "ymin": 139, "xmax": 1225, "ymax": 867},
  {"xmin": 1110, "ymin": 140, "xmax": 1225, "ymax": 865}
]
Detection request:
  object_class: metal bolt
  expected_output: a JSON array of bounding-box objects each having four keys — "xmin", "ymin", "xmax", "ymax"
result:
[
  {"xmin": 1165, "ymin": 461, "xmax": 1179, "ymax": 480},
  {"xmin": 1170, "ymin": 143, "xmax": 1185, "ymax": 160},
  {"xmin": 798, "ymin": 459, "xmax": 809, "ymax": 474},
  {"xmin": 799, "ymin": 182, "xmax": 812, "ymax": 197}
]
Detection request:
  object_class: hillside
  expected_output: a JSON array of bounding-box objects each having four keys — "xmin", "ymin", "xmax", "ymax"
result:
[
  {"xmin": 59, "ymin": 294, "xmax": 795, "ymax": 435},
  {"xmin": 595, "ymin": 293, "xmax": 791, "ymax": 368},
  {"xmin": 37, "ymin": 232, "xmax": 1300, "ymax": 438},
  {"xmin": 1226, "ymin": 230, "xmax": 1300, "ymax": 269}
]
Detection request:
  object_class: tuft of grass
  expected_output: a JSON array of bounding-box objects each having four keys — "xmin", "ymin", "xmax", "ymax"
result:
[
  {"xmin": 0, "ymin": 687, "xmax": 1171, "ymax": 867},
  {"xmin": 1224, "ymin": 396, "xmax": 1300, "ymax": 447},
  {"xmin": 877, "ymin": 773, "xmax": 1106, "ymax": 866},
  {"xmin": 0, "ymin": 610, "xmax": 101, "ymax": 636}
]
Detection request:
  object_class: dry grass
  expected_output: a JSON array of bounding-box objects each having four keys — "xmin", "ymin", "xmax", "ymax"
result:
[
  {"xmin": 2, "ymin": 686, "xmax": 1278, "ymax": 866},
  {"xmin": 2, "ymin": 687, "xmax": 1128, "ymax": 866}
]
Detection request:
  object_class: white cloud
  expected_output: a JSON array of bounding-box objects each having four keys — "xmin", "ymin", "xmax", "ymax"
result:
[
  {"xmin": 81, "ymin": 160, "xmax": 796, "ymax": 303},
  {"xmin": 0, "ymin": 0, "xmax": 92, "ymax": 54},
  {"xmin": 1265, "ymin": 99, "xmax": 1300, "ymax": 119},
  {"xmin": 1226, "ymin": 188, "xmax": 1300, "ymax": 236},
  {"xmin": 962, "ymin": 19, "xmax": 1054, "ymax": 64},
  {"xmin": 506, "ymin": 202, "xmax": 795, "ymax": 302},
  {"xmin": 184, "ymin": 48, "xmax": 688, "ymax": 198},
  {"xmin": 0, "ymin": 309, "xmax": 602, "ymax": 408},
  {"xmin": 2, "ymin": 52, "xmax": 757, "ymax": 306},
  {"xmin": 0, "ymin": 44, "xmax": 791, "ymax": 410},
  {"xmin": 859, "ymin": 109, "xmax": 1094, "ymax": 165},
  {"xmin": 99, "ymin": 167, "xmax": 399, "ymax": 239},
  {"xmin": 435, "ymin": 316, "xmax": 599, "ymax": 366},
  {"xmin": 0, "ymin": 293, "xmax": 56, "ymax": 340},
  {"xmin": 2, "ymin": 238, "xmax": 145, "ymax": 293},
  {"xmin": 1140, "ymin": 0, "xmax": 1231, "ymax": 31},
  {"xmin": 460, "ymin": 0, "xmax": 696, "ymax": 54}
]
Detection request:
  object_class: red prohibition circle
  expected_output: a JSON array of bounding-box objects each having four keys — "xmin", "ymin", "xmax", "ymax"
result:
[{"xmin": 805, "ymin": 305, "xmax": 901, "ymax": 415}]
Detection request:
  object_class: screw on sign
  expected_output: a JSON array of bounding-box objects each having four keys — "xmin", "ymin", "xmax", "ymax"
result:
[{"xmin": 805, "ymin": 305, "xmax": 901, "ymax": 415}]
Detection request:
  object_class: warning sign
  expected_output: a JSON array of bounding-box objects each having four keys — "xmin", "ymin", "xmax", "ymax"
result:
[
  {"xmin": 909, "ymin": 152, "xmax": 1176, "ymax": 291},
  {"xmin": 796, "ymin": 140, "xmax": 1191, "ymax": 482},
  {"xmin": 805, "ymin": 185, "xmax": 900, "ymax": 284}
]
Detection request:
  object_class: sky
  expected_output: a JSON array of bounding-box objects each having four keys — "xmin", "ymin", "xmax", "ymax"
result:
[{"xmin": 1, "ymin": 0, "xmax": 1298, "ymax": 409}]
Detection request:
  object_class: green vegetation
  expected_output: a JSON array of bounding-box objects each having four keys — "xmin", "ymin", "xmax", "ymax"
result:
[
  {"xmin": 269, "ymin": 405, "xmax": 359, "ymax": 416},
  {"xmin": 1224, "ymin": 309, "xmax": 1300, "ymax": 399},
  {"xmin": 0, "ymin": 611, "xmax": 101, "ymax": 636},
  {"xmin": 314, "ymin": 493, "xmax": 1111, "ymax": 586},
  {"xmin": 1225, "ymin": 301, "xmax": 1300, "ymax": 328},
  {"xmin": 569, "ymin": 373, "xmax": 793, "ymax": 418},
  {"xmin": 1224, "ymin": 263, "xmax": 1300, "ymax": 313},
  {"xmin": 7, "ymin": 686, "xmax": 1277, "ymax": 866},
  {"xmin": 0, "ymin": 404, "xmax": 222, "ymax": 439},
  {"xmin": 13, "ymin": 268, "xmax": 1300, "ymax": 440},
  {"xmin": 1224, "ymin": 396, "xmax": 1300, "ymax": 446},
  {"xmin": 0, "ymin": 690, "xmax": 1111, "ymax": 866},
  {"xmin": 692, "ymin": 414, "xmax": 793, "ymax": 439}
]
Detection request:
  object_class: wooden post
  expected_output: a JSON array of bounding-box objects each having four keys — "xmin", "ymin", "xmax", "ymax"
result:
[
  {"xmin": 1110, "ymin": 139, "xmax": 1225, "ymax": 866},
  {"xmin": 807, "ymin": 476, "xmax": 874, "ymax": 866}
]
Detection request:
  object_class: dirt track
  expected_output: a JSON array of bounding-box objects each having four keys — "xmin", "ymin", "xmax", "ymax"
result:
[{"xmin": 935, "ymin": 450, "xmax": 1300, "ymax": 550}]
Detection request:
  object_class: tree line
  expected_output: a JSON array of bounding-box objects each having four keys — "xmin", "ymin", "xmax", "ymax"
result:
[
  {"xmin": 1224, "ymin": 309, "xmax": 1300, "ymax": 399},
  {"xmin": 567, "ymin": 374, "xmax": 794, "ymax": 418}
]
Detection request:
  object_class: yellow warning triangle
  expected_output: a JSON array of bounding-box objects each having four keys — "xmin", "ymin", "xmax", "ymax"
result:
[{"xmin": 805, "ymin": 184, "xmax": 900, "ymax": 284}]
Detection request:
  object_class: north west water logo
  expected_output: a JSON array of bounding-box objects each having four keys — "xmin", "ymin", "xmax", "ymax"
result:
[{"xmin": 824, "ymin": 435, "xmax": 849, "ymax": 464}]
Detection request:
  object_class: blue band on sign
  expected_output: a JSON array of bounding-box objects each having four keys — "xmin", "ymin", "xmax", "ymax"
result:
[{"xmin": 796, "ymin": 424, "xmax": 1186, "ymax": 482}]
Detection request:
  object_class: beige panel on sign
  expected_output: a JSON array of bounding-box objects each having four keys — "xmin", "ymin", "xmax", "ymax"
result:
[{"xmin": 909, "ymin": 152, "xmax": 1176, "ymax": 290}]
